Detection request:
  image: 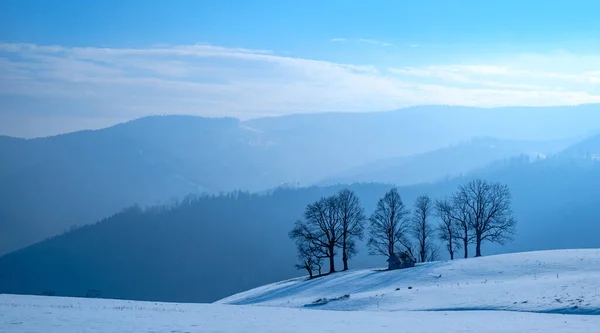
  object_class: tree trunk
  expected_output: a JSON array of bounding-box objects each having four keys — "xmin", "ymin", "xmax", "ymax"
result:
[
  {"xmin": 342, "ymin": 235, "xmax": 348, "ymax": 271},
  {"xmin": 463, "ymin": 237, "xmax": 468, "ymax": 258},
  {"xmin": 328, "ymin": 245, "xmax": 336, "ymax": 273},
  {"xmin": 449, "ymin": 237, "xmax": 454, "ymax": 260},
  {"xmin": 475, "ymin": 233, "xmax": 482, "ymax": 257}
]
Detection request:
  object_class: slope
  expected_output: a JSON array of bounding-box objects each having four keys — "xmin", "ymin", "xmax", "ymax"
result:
[
  {"xmin": 555, "ymin": 131, "xmax": 600, "ymax": 160},
  {"xmin": 219, "ymin": 249, "xmax": 600, "ymax": 315},
  {"xmin": 320, "ymin": 136, "xmax": 570, "ymax": 186},
  {"xmin": 0, "ymin": 115, "xmax": 277, "ymax": 254},
  {"xmin": 0, "ymin": 184, "xmax": 399, "ymax": 303},
  {"xmin": 245, "ymin": 104, "xmax": 600, "ymax": 184},
  {"xmin": 2, "ymin": 104, "xmax": 600, "ymax": 255},
  {"xmin": 3, "ymin": 294, "xmax": 599, "ymax": 333},
  {"xmin": 2, "ymin": 154, "xmax": 600, "ymax": 304}
]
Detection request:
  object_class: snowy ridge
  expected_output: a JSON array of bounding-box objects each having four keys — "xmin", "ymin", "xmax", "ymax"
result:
[
  {"xmin": 3, "ymin": 249, "xmax": 600, "ymax": 332},
  {"xmin": 2, "ymin": 294, "xmax": 600, "ymax": 332},
  {"xmin": 218, "ymin": 249, "xmax": 600, "ymax": 314}
]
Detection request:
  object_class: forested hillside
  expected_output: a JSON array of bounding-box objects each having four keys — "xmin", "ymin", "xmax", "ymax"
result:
[
  {"xmin": 2, "ymin": 105, "xmax": 599, "ymax": 255},
  {"xmin": 2, "ymin": 150, "xmax": 600, "ymax": 302}
]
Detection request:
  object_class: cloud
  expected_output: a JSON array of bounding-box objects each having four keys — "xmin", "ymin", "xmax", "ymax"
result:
[
  {"xmin": 357, "ymin": 39, "xmax": 394, "ymax": 47},
  {"xmin": 389, "ymin": 63, "xmax": 600, "ymax": 90},
  {"xmin": 329, "ymin": 38, "xmax": 395, "ymax": 47},
  {"xmin": 1, "ymin": 42, "xmax": 600, "ymax": 137}
]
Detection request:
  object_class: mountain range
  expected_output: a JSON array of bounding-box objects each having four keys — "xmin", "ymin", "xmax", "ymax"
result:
[
  {"xmin": 319, "ymin": 136, "xmax": 573, "ymax": 186},
  {"xmin": 1, "ymin": 131, "xmax": 600, "ymax": 302},
  {"xmin": 2, "ymin": 105, "xmax": 600, "ymax": 255}
]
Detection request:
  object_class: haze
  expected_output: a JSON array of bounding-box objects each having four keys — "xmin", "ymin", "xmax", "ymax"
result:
[
  {"xmin": 1, "ymin": 1, "xmax": 600, "ymax": 332},
  {"xmin": 2, "ymin": 0, "xmax": 600, "ymax": 137}
]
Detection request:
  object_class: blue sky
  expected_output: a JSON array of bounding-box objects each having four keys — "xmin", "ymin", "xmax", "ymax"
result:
[{"xmin": 1, "ymin": 0, "xmax": 600, "ymax": 137}]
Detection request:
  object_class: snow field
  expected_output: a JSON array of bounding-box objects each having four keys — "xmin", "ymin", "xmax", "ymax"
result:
[
  {"xmin": 219, "ymin": 249, "xmax": 600, "ymax": 314},
  {"xmin": 3, "ymin": 249, "xmax": 600, "ymax": 332},
  {"xmin": 2, "ymin": 294, "xmax": 600, "ymax": 333}
]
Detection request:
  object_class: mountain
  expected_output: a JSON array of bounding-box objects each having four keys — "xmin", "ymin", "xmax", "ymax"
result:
[
  {"xmin": 0, "ymin": 116, "xmax": 281, "ymax": 255},
  {"xmin": 556, "ymin": 132, "xmax": 600, "ymax": 161},
  {"xmin": 0, "ymin": 184, "xmax": 397, "ymax": 303},
  {"xmin": 2, "ymin": 152, "xmax": 600, "ymax": 303},
  {"xmin": 319, "ymin": 136, "xmax": 571, "ymax": 186},
  {"xmin": 2, "ymin": 104, "xmax": 600, "ymax": 255},
  {"xmin": 245, "ymin": 104, "xmax": 600, "ymax": 185}
]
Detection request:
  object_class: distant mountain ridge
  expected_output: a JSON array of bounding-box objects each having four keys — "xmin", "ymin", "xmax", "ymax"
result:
[
  {"xmin": 0, "ymin": 115, "xmax": 270, "ymax": 254},
  {"xmin": 557, "ymin": 131, "xmax": 600, "ymax": 160},
  {"xmin": 2, "ymin": 150, "xmax": 600, "ymax": 303},
  {"xmin": 319, "ymin": 136, "xmax": 574, "ymax": 186},
  {"xmin": 1, "ymin": 104, "xmax": 600, "ymax": 255}
]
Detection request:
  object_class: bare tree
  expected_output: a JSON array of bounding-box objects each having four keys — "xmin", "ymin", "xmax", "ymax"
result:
[
  {"xmin": 425, "ymin": 245, "xmax": 440, "ymax": 262},
  {"xmin": 336, "ymin": 189, "xmax": 366, "ymax": 271},
  {"xmin": 293, "ymin": 241, "xmax": 323, "ymax": 279},
  {"xmin": 455, "ymin": 179, "xmax": 516, "ymax": 257},
  {"xmin": 368, "ymin": 188, "xmax": 411, "ymax": 258},
  {"xmin": 289, "ymin": 196, "xmax": 342, "ymax": 274},
  {"xmin": 448, "ymin": 193, "xmax": 473, "ymax": 258},
  {"xmin": 435, "ymin": 199, "xmax": 461, "ymax": 260},
  {"xmin": 412, "ymin": 195, "xmax": 435, "ymax": 263}
]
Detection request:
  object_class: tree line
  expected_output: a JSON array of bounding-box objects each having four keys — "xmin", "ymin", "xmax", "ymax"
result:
[{"xmin": 289, "ymin": 179, "xmax": 516, "ymax": 278}]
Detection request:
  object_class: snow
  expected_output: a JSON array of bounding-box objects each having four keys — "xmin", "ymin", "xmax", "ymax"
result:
[
  {"xmin": 2, "ymin": 294, "xmax": 600, "ymax": 332},
  {"xmin": 219, "ymin": 249, "xmax": 600, "ymax": 314},
  {"xmin": 2, "ymin": 249, "xmax": 600, "ymax": 332}
]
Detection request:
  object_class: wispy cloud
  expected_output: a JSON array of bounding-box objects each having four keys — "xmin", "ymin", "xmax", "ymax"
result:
[
  {"xmin": 1, "ymin": 42, "xmax": 600, "ymax": 136},
  {"xmin": 389, "ymin": 63, "xmax": 600, "ymax": 89},
  {"xmin": 330, "ymin": 38, "xmax": 395, "ymax": 47},
  {"xmin": 357, "ymin": 39, "xmax": 394, "ymax": 47}
]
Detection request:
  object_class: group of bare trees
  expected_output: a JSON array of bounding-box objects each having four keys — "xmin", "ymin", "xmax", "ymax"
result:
[
  {"xmin": 290, "ymin": 179, "xmax": 516, "ymax": 278},
  {"xmin": 436, "ymin": 179, "xmax": 516, "ymax": 259},
  {"xmin": 367, "ymin": 189, "xmax": 442, "ymax": 262},
  {"xmin": 412, "ymin": 195, "xmax": 438, "ymax": 262},
  {"xmin": 367, "ymin": 188, "xmax": 431, "ymax": 260},
  {"xmin": 289, "ymin": 189, "xmax": 366, "ymax": 278}
]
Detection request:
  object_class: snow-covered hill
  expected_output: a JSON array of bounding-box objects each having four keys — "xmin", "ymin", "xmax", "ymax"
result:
[
  {"xmin": 2, "ymin": 294, "xmax": 599, "ymax": 333},
  {"xmin": 3, "ymin": 249, "xmax": 600, "ymax": 332},
  {"xmin": 219, "ymin": 249, "xmax": 600, "ymax": 314}
]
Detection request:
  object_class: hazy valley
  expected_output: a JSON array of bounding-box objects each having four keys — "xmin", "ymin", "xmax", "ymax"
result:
[{"xmin": 1, "ymin": 104, "xmax": 600, "ymax": 305}]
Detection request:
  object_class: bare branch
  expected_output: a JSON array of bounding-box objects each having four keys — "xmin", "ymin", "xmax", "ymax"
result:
[
  {"xmin": 289, "ymin": 193, "xmax": 348, "ymax": 274},
  {"xmin": 435, "ymin": 198, "xmax": 462, "ymax": 260},
  {"xmin": 368, "ymin": 188, "xmax": 410, "ymax": 258},
  {"xmin": 454, "ymin": 179, "xmax": 516, "ymax": 257},
  {"xmin": 336, "ymin": 189, "xmax": 366, "ymax": 271},
  {"xmin": 411, "ymin": 195, "xmax": 435, "ymax": 263}
]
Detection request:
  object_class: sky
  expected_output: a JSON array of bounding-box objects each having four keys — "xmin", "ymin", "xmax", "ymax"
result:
[{"xmin": 1, "ymin": 0, "xmax": 600, "ymax": 137}]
